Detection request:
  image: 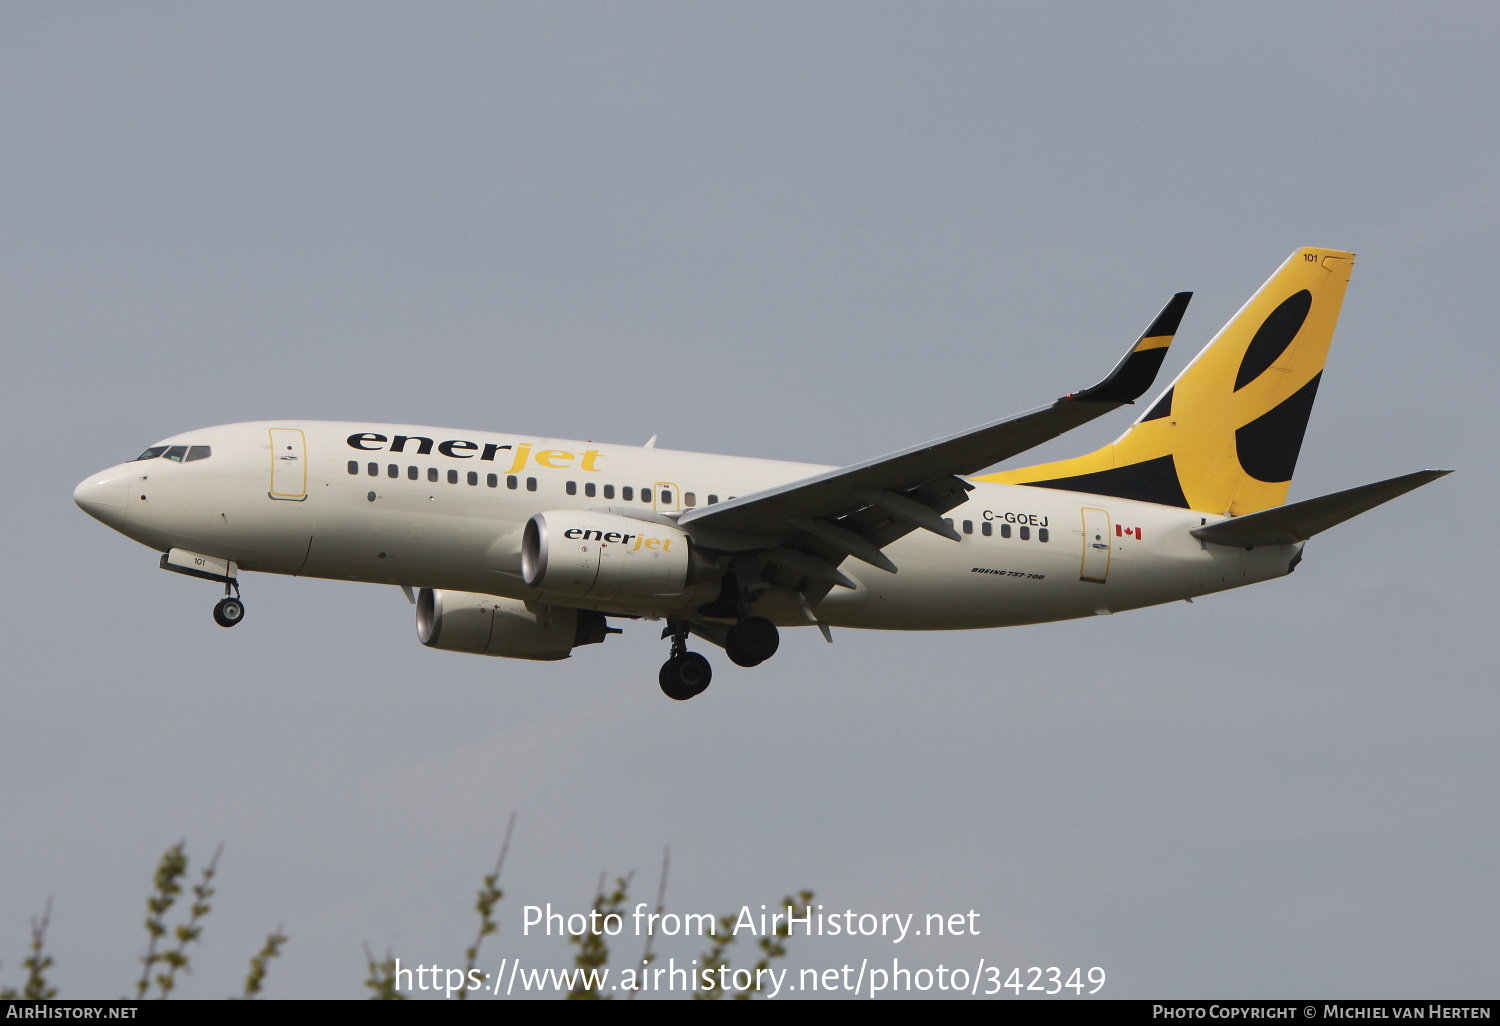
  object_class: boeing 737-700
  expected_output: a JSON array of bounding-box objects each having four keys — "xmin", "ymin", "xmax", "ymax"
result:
[{"xmin": 74, "ymin": 248, "xmax": 1447, "ymax": 699}]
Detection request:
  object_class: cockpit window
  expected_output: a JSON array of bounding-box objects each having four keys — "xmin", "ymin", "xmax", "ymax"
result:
[{"xmin": 131, "ymin": 444, "xmax": 212, "ymax": 462}]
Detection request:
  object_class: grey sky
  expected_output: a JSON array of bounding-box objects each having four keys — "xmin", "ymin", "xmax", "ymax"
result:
[{"xmin": 2, "ymin": 2, "xmax": 1494, "ymax": 998}]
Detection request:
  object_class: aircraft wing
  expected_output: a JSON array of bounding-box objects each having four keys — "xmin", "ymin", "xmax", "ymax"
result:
[{"xmin": 677, "ymin": 293, "xmax": 1190, "ymax": 585}]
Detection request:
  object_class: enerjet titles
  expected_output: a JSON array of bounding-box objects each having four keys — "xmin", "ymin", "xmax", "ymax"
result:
[
  {"xmin": 563, "ymin": 527, "xmax": 673, "ymax": 552},
  {"xmin": 347, "ymin": 432, "xmax": 603, "ymax": 474}
]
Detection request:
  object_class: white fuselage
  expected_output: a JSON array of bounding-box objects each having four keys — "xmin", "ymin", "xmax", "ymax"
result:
[{"xmin": 74, "ymin": 421, "xmax": 1299, "ymax": 631}]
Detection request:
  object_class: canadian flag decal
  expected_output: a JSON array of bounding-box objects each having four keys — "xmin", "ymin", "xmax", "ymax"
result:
[{"xmin": 1115, "ymin": 525, "xmax": 1143, "ymax": 540}]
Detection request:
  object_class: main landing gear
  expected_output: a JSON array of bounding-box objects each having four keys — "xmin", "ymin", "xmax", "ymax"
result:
[
  {"xmin": 212, "ymin": 580, "xmax": 245, "ymax": 628},
  {"xmin": 725, "ymin": 616, "xmax": 779, "ymax": 667},
  {"xmin": 659, "ymin": 652, "xmax": 712, "ymax": 701},
  {"xmin": 657, "ymin": 616, "xmax": 782, "ymax": 700},
  {"xmin": 659, "ymin": 623, "xmax": 711, "ymax": 701}
]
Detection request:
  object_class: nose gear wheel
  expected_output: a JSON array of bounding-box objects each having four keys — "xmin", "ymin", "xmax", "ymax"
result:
[
  {"xmin": 213, "ymin": 597, "xmax": 245, "ymax": 627},
  {"xmin": 212, "ymin": 576, "xmax": 244, "ymax": 627}
]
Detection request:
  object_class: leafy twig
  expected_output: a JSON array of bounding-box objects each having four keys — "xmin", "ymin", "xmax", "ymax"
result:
[
  {"xmin": 136, "ymin": 843, "xmax": 189, "ymax": 999},
  {"xmin": 237, "ymin": 927, "xmax": 287, "ymax": 999},
  {"xmin": 457, "ymin": 813, "xmax": 515, "ymax": 1000},
  {"xmin": 692, "ymin": 914, "xmax": 739, "ymax": 1000},
  {"xmin": 19, "ymin": 898, "xmax": 57, "ymax": 1000},
  {"xmin": 567, "ymin": 872, "xmax": 631, "ymax": 1000},
  {"xmin": 628, "ymin": 847, "xmax": 670, "ymax": 1001},
  {"xmin": 736, "ymin": 891, "xmax": 813, "ymax": 1000},
  {"xmin": 363, "ymin": 945, "xmax": 405, "ymax": 1000},
  {"xmin": 154, "ymin": 845, "xmax": 221, "ymax": 998}
]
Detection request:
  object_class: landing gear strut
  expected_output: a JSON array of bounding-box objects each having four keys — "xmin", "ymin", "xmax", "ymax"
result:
[
  {"xmin": 212, "ymin": 579, "xmax": 245, "ymax": 628},
  {"xmin": 725, "ymin": 616, "xmax": 779, "ymax": 667},
  {"xmin": 659, "ymin": 621, "xmax": 711, "ymax": 701}
]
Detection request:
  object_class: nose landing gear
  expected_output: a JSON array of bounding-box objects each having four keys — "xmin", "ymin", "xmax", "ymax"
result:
[
  {"xmin": 212, "ymin": 580, "xmax": 245, "ymax": 628},
  {"xmin": 158, "ymin": 549, "xmax": 246, "ymax": 629}
]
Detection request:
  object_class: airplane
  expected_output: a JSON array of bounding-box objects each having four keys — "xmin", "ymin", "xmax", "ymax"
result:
[{"xmin": 74, "ymin": 248, "xmax": 1447, "ymax": 700}]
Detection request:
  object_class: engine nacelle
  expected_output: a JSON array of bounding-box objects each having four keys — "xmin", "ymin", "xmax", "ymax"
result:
[
  {"xmin": 521, "ymin": 510, "xmax": 697, "ymax": 601},
  {"xmin": 415, "ymin": 589, "xmax": 612, "ymax": 661}
]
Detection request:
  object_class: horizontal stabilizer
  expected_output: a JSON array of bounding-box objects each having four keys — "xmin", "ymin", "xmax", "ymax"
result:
[{"xmin": 1190, "ymin": 470, "xmax": 1450, "ymax": 548}]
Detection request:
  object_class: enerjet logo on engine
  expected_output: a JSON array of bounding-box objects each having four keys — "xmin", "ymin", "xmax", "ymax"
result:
[
  {"xmin": 563, "ymin": 527, "xmax": 673, "ymax": 552},
  {"xmin": 347, "ymin": 432, "xmax": 604, "ymax": 474}
]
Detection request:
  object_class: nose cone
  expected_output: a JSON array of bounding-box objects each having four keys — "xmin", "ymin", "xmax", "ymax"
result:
[{"xmin": 74, "ymin": 468, "xmax": 130, "ymax": 527}]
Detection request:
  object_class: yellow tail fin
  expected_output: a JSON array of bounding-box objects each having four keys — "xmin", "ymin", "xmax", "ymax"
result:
[{"xmin": 977, "ymin": 248, "xmax": 1355, "ymax": 515}]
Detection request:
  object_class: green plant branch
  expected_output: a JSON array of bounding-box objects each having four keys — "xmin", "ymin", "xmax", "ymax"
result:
[
  {"xmin": 456, "ymin": 812, "xmax": 515, "ymax": 1000},
  {"xmin": 136, "ymin": 842, "xmax": 188, "ymax": 999},
  {"xmin": 153, "ymin": 844, "xmax": 221, "ymax": 998},
  {"xmin": 628, "ymin": 847, "xmax": 670, "ymax": 1002},
  {"xmin": 237, "ymin": 927, "xmax": 287, "ymax": 999}
]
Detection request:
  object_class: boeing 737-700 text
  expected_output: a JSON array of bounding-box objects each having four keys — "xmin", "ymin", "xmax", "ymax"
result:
[{"xmin": 75, "ymin": 249, "xmax": 1447, "ymax": 699}]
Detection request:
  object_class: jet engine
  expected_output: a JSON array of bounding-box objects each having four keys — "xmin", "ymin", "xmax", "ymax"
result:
[
  {"xmin": 520, "ymin": 510, "xmax": 708, "ymax": 601},
  {"xmin": 415, "ymin": 589, "xmax": 613, "ymax": 661}
]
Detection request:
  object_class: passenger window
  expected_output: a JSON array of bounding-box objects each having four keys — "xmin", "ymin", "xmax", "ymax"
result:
[
  {"xmin": 684, "ymin": 492, "xmax": 696, "ymax": 507},
  {"xmin": 566, "ymin": 481, "xmax": 577, "ymax": 496},
  {"xmin": 708, "ymin": 494, "xmax": 718, "ymax": 504},
  {"xmin": 585, "ymin": 482, "xmax": 596, "ymax": 497},
  {"xmin": 660, "ymin": 490, "xmax": 672, "ymax": 504},
  {"xmin": 622, "ymin": 486, "xmax": 633, "ymax": 501},
  {"xmin": 447, "ymin": 469, "xmax": 458, "ymax": 484},
  {"xmin": 981, "ymin": 521, "xmax": 992, "ymax": 537},
  {"xmin": 507, "ymin": 475, "xmax": 518, "ymax": 489},
  {"xmin": 368, "ymin": 463, "xmax": 378, "ymax": 477},
  {"xmin": 487, "ymin": 474, "xmax": 498, "ymax": 488},
  {"xmin": 388, "ymin": 464, "xmax": 399, "ymax": 478},
  {"xmin": 133, "ymin": 446, "xmax": 168, "ymax": 462},
  {"xmin": 1039, "ymin": 528, "xmax": 1049, "ymax": 543},
  {"xmin": 467, "ymin": 471, "xmax": 478, "ymax": 486},
  {"xmin": 408, "ymin": 466, "xmax": 418, "ymax": 480},
  {"xmin": 642, "ymin": 488, "xmax": 654, "ymax": 504},
  {"xmin": 185, "ymin": 446, "xmax": 211, "ymax": 462},
  {"xmin": 963, "ymin": 520, "xmax": 973, "ymax": 535},
  {"xmin": 163, "ymin": 445, "xmax": 188, "ymax": 462},
  {"xmin": 1020, "ymin": 526, "xmax": 1030, "ymax": 540},
  {"xmin": 604, "ymin": 484, "xmax": 615, "ymax": 499},
  {"xmin": 428, "ymin": 468, "xmax": 438, "ymax": 482},
  {"xmin": 347, "ymin": 461, "xmax": 358, "ymax": 475},
  {"xmin": 526, "ymin": 477, "xmax": 537, "ymax": 492},
  {"xmin": 1001, "ymin": 523, "xmax": 1011, "ymax": 538}
]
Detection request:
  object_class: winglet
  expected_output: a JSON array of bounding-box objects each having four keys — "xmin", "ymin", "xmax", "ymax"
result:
[
  {"xmin": 1067, "ymin": 292, "xmax": 1191, "ymax": 404},
  {"xmin": 1190, "ymin": 470, "xmax": 1451, "ymax": 548}
]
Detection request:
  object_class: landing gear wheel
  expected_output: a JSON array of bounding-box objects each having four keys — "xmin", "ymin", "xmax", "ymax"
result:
[
  {"xmin": 659, "ymin": 652, "xmax": 712, "ymax": 701},
  {"xmin": 725, "ymin": 616, "xmax": 780, "ymax": 667},
  {"xmin": 213, "ymin": 597, "xmax": 245, "ymax": 628}
]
